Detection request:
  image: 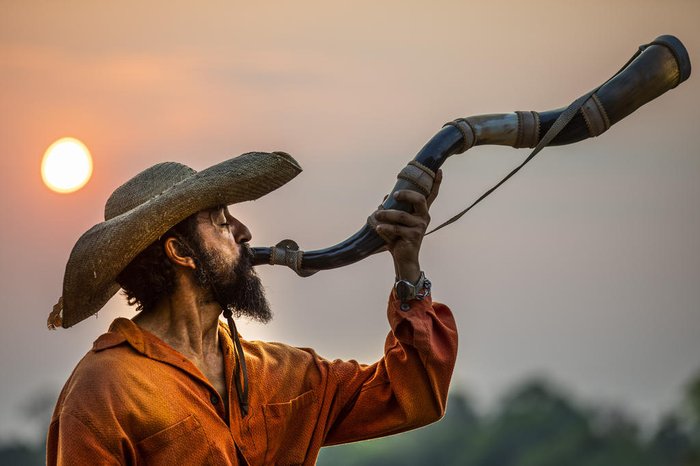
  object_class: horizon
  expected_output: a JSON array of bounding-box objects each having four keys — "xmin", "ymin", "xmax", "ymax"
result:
[{"xmin": 1, "ymin": 0, "xmax": 699, "ymax": 444}]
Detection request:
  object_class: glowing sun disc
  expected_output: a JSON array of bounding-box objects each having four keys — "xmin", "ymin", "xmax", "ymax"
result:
[{"xmin": 41, "ymin": 137, "xmax": 93, "ymax": 193}]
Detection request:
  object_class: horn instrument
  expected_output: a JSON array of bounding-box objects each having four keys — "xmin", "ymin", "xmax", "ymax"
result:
[{"xmin": 252, "ymin": 35, "xmax": 691, "ymax": 277}]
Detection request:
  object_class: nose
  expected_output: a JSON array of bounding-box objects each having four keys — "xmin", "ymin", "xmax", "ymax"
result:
[{"xmin": 231, "ymin": 217, "xmax": 252, "ymax": 244}]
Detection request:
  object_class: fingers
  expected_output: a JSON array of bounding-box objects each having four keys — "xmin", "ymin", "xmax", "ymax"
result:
[
  {"xmin": 374, "ymin": 169, "xmax": 442, "ymax": 243},
  {"xmin": 393, "ymin": 189, "xmax": 429, "ymax": 217},
  {"xmin": 375, "ymin": 223, "xmax": 424, "ymax": 243},
  {"xmin": 374, "ymin": 169, "xmax": 442, "ymax": 274},
  {"xmin": 374, "ymin": 208, "xmax": 425, "ymax": 228},
  {"xmin": 374, "ymin": 194, "xmax": 430, "ymax": 246}
]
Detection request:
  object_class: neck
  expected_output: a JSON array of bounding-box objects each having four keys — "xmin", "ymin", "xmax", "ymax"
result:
[{"xmin": 133, "ymin": 286, "xmax": 222, "ymax": 358}]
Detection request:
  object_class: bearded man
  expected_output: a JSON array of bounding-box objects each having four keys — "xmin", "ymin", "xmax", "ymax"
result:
[{"xmin": 47, "ymin": 151, "xmax": 457, "ymax": 465}]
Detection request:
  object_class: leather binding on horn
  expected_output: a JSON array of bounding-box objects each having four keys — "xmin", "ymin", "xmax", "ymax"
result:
[
  {"xmin": 396, "ymin": 161, "xmax": 436, "ymax": 197},
  {"xmin": 269, "ymin": 240, "xmax": 304, "ymax": 272},
  {"xmin": 252, "ymin": 35, "xmax": 691, "ymax": 276},
  {"xmin": 514, "ymin": 111, "xmax": 541, "ymax": 148},
  {"xmin": 444, "ymin": 118, "xmax": 476, "ymax": 154},
  {"xmin": 580, "ymin": 94, "xmax": 611, "ymax": 137}
]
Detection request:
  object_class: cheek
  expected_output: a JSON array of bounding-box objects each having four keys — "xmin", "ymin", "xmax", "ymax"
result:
[
  {"xmin": 222, "ymin": 228, "xmax": 238, "ymax": 248},
  {"xmin": 216, "ymin": 242, "xmax": 240, "ymax": 268}
]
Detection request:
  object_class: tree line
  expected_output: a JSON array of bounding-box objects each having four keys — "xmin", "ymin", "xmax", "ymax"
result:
[
  {"xmin": 318, "ymin": 372, "xmax": 700, "ymax": 466},
  {"xmin": 2, "ymin": 371, "xmax": 698, "ymax": 465}
]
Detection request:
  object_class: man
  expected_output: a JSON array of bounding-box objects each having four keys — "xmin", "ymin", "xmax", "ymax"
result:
[{"xmin": 47, "ymin": 151, "xmax": 458, "ymax": 465}]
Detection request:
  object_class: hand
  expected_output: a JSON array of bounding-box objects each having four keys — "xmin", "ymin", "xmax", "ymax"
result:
[{"xmin": 373, "ymin": 170, "xmax": 442, "ymax": 282}]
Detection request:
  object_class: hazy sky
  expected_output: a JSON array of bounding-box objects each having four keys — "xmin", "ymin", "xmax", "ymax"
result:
[{"xmin": 1, "ymin": 0, "xmax": 699, "ymax": 441}]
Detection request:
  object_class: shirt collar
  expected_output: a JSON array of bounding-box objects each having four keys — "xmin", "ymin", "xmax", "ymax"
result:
[
  {"xmin": 92, "ymin": 318, "xmax": 148, "ymax": 354},
  {"xmin": 92, "ymin": 317, "xmax": 237, "ymax": 385},
  {"xmin": 93, "ymin": 317, "xmax": 237, "ymax": 361}
]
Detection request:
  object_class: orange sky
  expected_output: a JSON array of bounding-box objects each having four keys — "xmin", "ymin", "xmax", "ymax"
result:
[{"xmin": 1, "ymin": 0, "xmax": 699, "ymax": 441}]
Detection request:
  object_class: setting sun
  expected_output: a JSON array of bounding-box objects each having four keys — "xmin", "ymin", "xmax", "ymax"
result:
[{"xmin": 41, "ymin": 137, "xmax": 93, "ymax": 193}]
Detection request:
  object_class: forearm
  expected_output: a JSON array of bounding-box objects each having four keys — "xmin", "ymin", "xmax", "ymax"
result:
[{"xmin": 393, "ymin": 256, "xmax": 421, "ymax": 283}]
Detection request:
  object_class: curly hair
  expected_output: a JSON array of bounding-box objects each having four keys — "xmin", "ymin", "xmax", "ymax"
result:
[{"xmin": 116, "ymin": 214, "xmax": 200, "ymax": 313}]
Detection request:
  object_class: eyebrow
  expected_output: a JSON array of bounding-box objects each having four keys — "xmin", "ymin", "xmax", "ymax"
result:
[
  {"xmin": 194, "ymin": 207, "xmax": 224, "ymax": 223},
  {"xmin": 211, "ymin": 206, "xmax": 234, "ymax": 222},
  {"xmin": 202, "ymin": 205, "xmax": 225, "ymax": 216}
]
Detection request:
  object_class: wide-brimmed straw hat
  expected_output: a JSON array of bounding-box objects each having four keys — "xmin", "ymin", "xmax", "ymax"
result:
[{"xmin": 49, "ymin": 151, "xmax": 302, "ymax": 329}]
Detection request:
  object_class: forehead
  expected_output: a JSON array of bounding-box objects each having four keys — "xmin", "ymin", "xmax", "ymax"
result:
[{"xmin": 194, "ymin": 205, "xmax": 232, "ymax": 221}]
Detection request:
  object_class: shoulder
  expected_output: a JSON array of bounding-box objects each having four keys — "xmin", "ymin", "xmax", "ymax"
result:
[
  {"xmin": 235, "ymin": 332, "xmax": 331, "ymax": 396},
  {"xmin": 84, "ymin": 331, "xmax": 150, "ymax": 380},
  {"xmin": 53, "ymin": 331, "xmax": 150, "ymax": 420},
  {"xmin": 219, "ymin": 320, "xmax": 323, "ymax": 368}
]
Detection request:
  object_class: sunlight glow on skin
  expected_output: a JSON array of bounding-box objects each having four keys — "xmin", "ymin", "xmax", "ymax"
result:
[{"xmin": 41, "ymin": 137, "xmax": 93, "ymax": 193}]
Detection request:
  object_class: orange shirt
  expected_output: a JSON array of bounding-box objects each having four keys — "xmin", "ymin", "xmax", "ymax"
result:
[{"xmin": 47, "ymin": 293, "xmax": 457, "ymax": 465}]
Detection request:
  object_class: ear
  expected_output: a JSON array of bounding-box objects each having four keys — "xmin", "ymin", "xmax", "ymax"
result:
[{"xmin": 163, "ymin": 237, "xmax": 196, "ymax": 269}]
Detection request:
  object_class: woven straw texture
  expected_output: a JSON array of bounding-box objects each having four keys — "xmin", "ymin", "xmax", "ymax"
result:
[{"xmin": 60, "ymin": 151, "xmax": 302, "ymax": 328}]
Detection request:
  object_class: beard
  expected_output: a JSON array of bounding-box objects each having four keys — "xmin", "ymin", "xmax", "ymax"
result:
[{"xmin": 191, "ymin": 241, "xmax": 272, "ymax": 324}]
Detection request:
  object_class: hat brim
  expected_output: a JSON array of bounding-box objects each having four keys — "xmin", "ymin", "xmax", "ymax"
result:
[{"xmin": 59, "ymin": 151, "xmax": 302, "ymax": 328}]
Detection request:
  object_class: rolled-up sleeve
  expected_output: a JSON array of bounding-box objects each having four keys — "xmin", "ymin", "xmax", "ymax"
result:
[{"xmin": 323, "ymin": 292, "xmax": 458, "ymax": 445}]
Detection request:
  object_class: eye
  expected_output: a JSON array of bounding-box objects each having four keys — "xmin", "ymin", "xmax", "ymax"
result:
[{"xmin": 211, "ymin": 209, "xmax": 228, "ymax": 227}]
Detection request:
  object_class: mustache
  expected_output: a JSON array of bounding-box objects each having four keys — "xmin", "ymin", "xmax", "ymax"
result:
[{"xmin": 239, "ymin": 243, "xmax": 255, "ymax": 270}]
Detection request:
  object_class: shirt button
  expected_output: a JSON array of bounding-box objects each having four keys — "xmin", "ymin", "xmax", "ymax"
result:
[{"xmin": 210, "ymin": 393, "xmax": 219, "ymax": 405}]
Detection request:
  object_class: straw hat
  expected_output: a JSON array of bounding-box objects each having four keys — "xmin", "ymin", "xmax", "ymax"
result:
[{"xmin": 49, "ymin": 151, "xmax": 302, "ymax": 329}]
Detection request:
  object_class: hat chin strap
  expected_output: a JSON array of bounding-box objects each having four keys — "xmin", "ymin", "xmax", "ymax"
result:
[
  {"xmin": 179, "ymin": 237, "xmax": 250, "ymax": 419},
  {"xmin": 223, "ymin": 308, "xmax": 249, "ymax": 417}
]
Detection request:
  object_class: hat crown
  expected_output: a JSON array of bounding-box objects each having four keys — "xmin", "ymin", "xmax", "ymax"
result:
[{"xmin": 104, "ymin": 162, "xmax": 196, "ymax": 220}]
